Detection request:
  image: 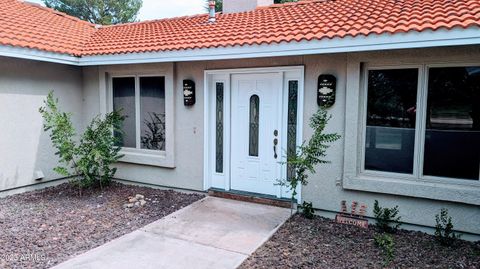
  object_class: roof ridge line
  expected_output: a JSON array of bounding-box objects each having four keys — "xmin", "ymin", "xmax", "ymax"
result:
[
  {"xmin": 257, "ymin": 0, "xmax": 332, "ymax": 10},
  {"xmin": 98, "ymin": 13, "xmax": 211, "ymax": 29},
  {"xmin": 19, "ymin": 0, "xmax": 98, "ymax": 28}
]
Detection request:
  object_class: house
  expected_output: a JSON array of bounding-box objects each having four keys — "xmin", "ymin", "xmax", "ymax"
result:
[{"xmin": 0, "ymin": 0, "xmax": 479, "ymax": 237}]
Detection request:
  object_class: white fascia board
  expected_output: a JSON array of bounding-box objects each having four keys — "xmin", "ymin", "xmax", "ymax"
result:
[
  {"xmin": 0, "ymin": 45, "xmax": 80, "ymax": 65},
  {"xmin": 0, "ymin": 27, "xmax": 479, "ymax": 66},
  {"xmin": 78, "ymin": 27, "xmax": 480, "ymax": 66}
]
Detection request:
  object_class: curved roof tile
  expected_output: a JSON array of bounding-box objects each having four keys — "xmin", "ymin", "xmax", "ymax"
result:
[{"xmin": 0, "ymin": 0, "xmax": 479, "ymax": 56}]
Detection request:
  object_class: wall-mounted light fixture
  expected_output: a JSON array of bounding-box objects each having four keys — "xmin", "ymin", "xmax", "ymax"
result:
[
  {"xmin": 183, "ymin": 80, "xmax": 196, "ymax": 106},
  {"xmin": 317, "ymin": 74, "xmax": 336, "ymax": 108}
]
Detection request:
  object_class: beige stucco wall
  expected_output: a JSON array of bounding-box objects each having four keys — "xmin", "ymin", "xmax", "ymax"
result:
[
  {"xmin": 1, "ymin": 45, "xmax": 477, "ymax": 235},
  {"xmin": 0, "ymin": 57, "xmax": 83, "ymax": 192},
  {"xmin": 304, "ymin": 46, "xmax": 480, "ymax": 236},
  {"xmin": 82, "ymin": 46, "xmax": 480, "ymax": 235}
]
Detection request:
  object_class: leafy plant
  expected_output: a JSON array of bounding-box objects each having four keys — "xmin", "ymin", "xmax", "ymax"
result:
[
  {"xmin": 44, "ymin": 0, "xmax": 143, "ymax": 25},
  {"xmin": 373, "ymin": 200, "xmax": 401, "ymax": 233},
  {"xmin": 435, "ymin": 208, "xmax": 460, "ymax": 246},
  {"xmin": 39, "ymin": 92, "xmax": 125, "ymax": 193},
  {"xmin": 277, "ymin": 108, "xmax": 340, "ymax": 215},
  {"xmin": 140, "ymin": 112, "xmax": 165, "ymax": 150},
  {"xmin": 374, "ymin": 233, "xmax": 395, "ymax": 266},
  {"xmin": 301, "ymin": 201, "xmax": 314, "ymax": 219}
]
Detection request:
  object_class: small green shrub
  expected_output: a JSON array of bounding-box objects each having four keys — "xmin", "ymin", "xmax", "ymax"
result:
[
  {"xmin": 39, "ymin": 92, "xmax": 124, "ymax": 193},
  {"xmin": 374, "ymin": 233, "xmax": 395, "ymax": 266},
  {"xmin": 301, "ymin": 201, "xmax": 315, "ymax": 219},
  {"xmin": 373, "ymin": 200, "xmax": 401, "ymax": 233},
  {"xmin": 277, "ymin": 108, "xmax": 340, "ymax": 215},
  {"xmin": 435, "ymin": 208, "xmax": 460, "ymax": 246}
]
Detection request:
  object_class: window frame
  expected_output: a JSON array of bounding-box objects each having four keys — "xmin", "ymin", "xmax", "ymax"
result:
[
  {"xmin": 420, "ymin": 63, "xmax": 480, "ymax": 183},
  {"xmin": 104, "ymin": 67, "xmax": 175, "ymax": 168},
  {"xmin": 359, "ymin": 64, "xmax": 424, "ymax": 180},
  {"xmin": 344, "ymin": 60, "xmax": 480, "ymax": 205}
]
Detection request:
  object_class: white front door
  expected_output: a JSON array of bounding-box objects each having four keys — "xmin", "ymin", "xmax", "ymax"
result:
[{"xmin": 230, "ymin": 73, "xmax": 283, "ymax": 196}]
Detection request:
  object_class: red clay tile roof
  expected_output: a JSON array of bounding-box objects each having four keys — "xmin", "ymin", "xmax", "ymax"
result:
[
  {"xmin": 0, "ymin": 0, "xmax": 96, "ymax": 55},
  {"xmin": 0, "ymin": 0, "xmax": 479, "ymax": 57}
]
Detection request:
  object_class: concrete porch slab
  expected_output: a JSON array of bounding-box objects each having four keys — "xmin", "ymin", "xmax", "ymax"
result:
[
  {"xmin": 142, "ymin": 196, "xmax": 291, "ymax": 255},
  {"xmin": 52, "ymin": 197, "xmax": 291, "ymax": 269}
]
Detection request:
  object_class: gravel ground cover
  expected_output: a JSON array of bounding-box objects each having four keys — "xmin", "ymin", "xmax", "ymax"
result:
[
  {"xmin": 240, "ymin": 214, "xmax": 480, "ymax": 269},
  {"xmin": 0, "ymin": 182, "xmax": 204, "ymax": 269}
]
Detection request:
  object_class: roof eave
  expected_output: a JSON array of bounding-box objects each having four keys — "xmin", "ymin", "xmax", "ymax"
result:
[
  {"xmin": 1, "ymin": 27, "xmax": 479, "ymax": 66},
  {"xmin": 0, "ymin": 44, "xmax": 80, "ymax": 65}
]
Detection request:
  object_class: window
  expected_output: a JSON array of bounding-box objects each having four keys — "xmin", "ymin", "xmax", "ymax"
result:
[
  {"xmin": 287, "ymin": 81, "xmax": 298, "ymax": 180},
  {"xmin": 424, "ymin": 67, "xmax": 480, "ymax": 180},
  {"xmin": 215, "ymin": 82, "xmax": 224, "ymax": 173},
  {"xmin": 113, "ymin": 77, "xmax": 136, "ymax": 148},
  {"xmin": 113, "ymin": 76, "xmax": 166, "ymax": 151},
  {"xmin": 249, "ymin": 95, "xmax": 260, "ymax": 157},
  {"xmin": 365, "ymin": 69, "xmax": 418, "ymax": 174},
  {"xmin": 363, "ymin": 65, "xmax": 480, "ymax": 181}
]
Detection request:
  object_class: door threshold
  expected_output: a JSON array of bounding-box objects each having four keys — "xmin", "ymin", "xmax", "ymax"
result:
[{"xmin": 208, "ymin": 188, "xmax": 292, "ymax": 208}]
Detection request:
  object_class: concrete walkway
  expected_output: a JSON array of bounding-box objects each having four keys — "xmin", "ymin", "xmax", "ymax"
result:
[{"xmin": 52, "ymin": 197, "xmax": 291, "ymax": 269}]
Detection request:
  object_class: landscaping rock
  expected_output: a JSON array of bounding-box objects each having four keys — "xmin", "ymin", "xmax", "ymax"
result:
[
  {"xmin": 0, "ymin": 182, "xmax": 204, "ymax": 269},
  {"xmin": 125, "ymin": 194, "xmax": 148, "ymax": 209}
]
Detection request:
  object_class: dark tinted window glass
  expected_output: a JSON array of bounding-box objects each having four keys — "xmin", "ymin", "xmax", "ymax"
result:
[
  {"xmin": 140, "ymin": 76, "xmax": 166, "ymax": 151},
  {"xmin": 365, "ymin": 69, "xmax": 418, "ymax": 174},
  {"xmin": 424, "ymin": 67, "xmax": 480, "ymax": 180},
  {"xmin": 215, "ymin": 82, "xmax": 224, "ymax": 173},
  {"xmin": 113, "ymin": 77, "xmax": 136, "ymax": 148}
]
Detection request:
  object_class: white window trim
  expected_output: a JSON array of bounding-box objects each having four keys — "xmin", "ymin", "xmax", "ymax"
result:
[
  {"xmin": 99, "ymin": 64, "xmax": 175, "ymax": 168},
  {"xmin": 344, "ymin": 61, "xmax": 480, "ymax": 205}
]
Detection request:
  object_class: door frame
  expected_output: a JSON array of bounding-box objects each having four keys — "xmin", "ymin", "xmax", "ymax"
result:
[{"xmin": 203, "ymin": 66, "xmax": 305, "ymax": 199}]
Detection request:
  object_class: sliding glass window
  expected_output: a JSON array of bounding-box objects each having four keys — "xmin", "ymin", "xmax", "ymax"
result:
[{"xmin": 363, "ymin": 65, "xmax": 479, "ymax": 181}]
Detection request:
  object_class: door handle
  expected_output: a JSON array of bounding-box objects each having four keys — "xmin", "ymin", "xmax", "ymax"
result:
[{"xmin": 273, "ymin": 138, "xmax": 278, "ymax": 159}]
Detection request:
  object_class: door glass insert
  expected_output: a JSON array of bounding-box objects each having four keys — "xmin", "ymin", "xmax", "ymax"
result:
[
  {"xmin": 287, "ymin": 81, "xmax": 298, "ymax": 180},
  {"xmin": 215, "ymin": 82, "xmax": 224, "ymax": 173},
  {"xmin": 249, "ymin": 94, "xmax": 260, "ymax": 157}
]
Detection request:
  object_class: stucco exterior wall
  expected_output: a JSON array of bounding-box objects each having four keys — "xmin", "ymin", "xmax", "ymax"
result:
[
  {"xmin": 302, "ymin": 46, "xmax": 480, "ymax": 236},
  {"xmin": 81, "ymin": 46, "xmax": 480, "ymax": 235},
  {"xmin": 0, "ymin": 57, "xmax": 83, "ymax": 192}
]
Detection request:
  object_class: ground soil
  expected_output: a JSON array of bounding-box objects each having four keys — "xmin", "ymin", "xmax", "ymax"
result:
[
  {"xmin": 0, "ymin": 182, "xmax": 204, "ymax": 269},
  {"xmin": 240, "ymin": 214, "xmax": 480, "ymax": 269}
]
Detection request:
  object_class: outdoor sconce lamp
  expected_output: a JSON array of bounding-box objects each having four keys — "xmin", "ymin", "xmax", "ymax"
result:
[
  {"xmin": 183, "ymin": 79, "xmax": 196, "ymax": 106},
  {"xmin": 317, "ymin": 74, "xmax": 336, "ymax": 108}
]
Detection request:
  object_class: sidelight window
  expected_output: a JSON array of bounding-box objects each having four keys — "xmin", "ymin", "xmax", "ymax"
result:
[{"xmin": 215, "ymin": 82, "xmax": 224, "ymax": 173}]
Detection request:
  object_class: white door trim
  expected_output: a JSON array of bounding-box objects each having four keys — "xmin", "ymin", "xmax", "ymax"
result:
[{"xmin": 204, "ymin": 66, "xmax": 305, "ymax": 200}]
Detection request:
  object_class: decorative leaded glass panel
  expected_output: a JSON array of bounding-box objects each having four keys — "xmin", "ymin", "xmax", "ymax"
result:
[
  {"xmin": 287, "ymin": 81, "xmax": 298, "ymax": 180},
  {"xmin": 215, "ymin": 82, "xmax": 224, "ymax": 173},
  {"xmin": 249, "ymin": 95, "xmax": 260, "ymax": 157}
]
